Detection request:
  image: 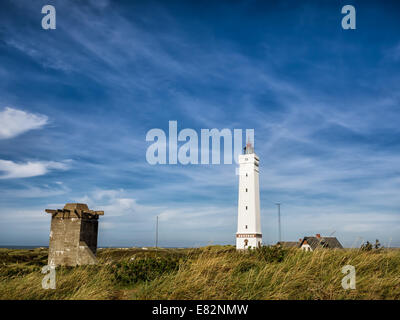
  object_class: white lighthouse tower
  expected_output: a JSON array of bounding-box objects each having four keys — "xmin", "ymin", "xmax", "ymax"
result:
[{"xmin": 236, "ymin": 141, "xmax": 262, "ymax": 250}]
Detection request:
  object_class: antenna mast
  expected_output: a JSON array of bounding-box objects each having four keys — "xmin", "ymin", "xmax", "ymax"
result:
[
  {"xmin": 275, "ymin": 203, "xmax": 281, "ymax": 242},
  {"xmin": 155, "ymin": 216, "xmax": 159, "ymax": 248}
]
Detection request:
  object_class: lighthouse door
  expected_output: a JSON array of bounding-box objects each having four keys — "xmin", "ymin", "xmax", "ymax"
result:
[{"xmin": 244, "ymin": 239, "xmax": 248, "ymax": 249}]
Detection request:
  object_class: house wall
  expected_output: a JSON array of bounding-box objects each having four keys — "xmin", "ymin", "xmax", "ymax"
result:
[{"xmin": 301, "ymin": 244, "xmax": 313, "ymax": 252}]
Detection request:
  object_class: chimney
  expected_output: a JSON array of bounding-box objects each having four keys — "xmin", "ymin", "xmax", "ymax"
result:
[{"xmin": 316, "ymin": 234, "xmax": 321, "ymax": 238}]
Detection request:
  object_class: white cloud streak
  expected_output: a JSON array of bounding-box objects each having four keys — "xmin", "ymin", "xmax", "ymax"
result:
[
  {"xmin": 0, "ymin": 107, "xmax": 48, "ymax": 139},
  {"xmin": 0, "ymin": 159, "xmax": 69, "ymax": 179}
]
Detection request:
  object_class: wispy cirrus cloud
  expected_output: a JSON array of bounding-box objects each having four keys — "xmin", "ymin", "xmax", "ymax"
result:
[
  {"xmin": 0, "ymin": 182, "xmax": 70, "ymax": 198},
  {"xmin": 0, "ymin": 107, "xmax": 48, "ymax": 139}
]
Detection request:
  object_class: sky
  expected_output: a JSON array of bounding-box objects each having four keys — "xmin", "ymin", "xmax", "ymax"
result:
[{"xmin": 0, "ymin": 0, "xmax": 400, "ymax": 248}]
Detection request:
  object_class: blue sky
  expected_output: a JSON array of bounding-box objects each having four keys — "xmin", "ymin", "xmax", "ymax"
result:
[{"xmin": 0, "ymin": 0, "xmax": 400, "ymax": 247}]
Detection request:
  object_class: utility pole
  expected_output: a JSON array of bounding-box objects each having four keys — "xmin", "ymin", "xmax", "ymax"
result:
[
  {"xmin": 275, "ymin": 203, "xmax": 281, "ymax": 242},
  {"xmin": 155, "ymin": 216, "xmax": 159, "ymax": 249}
]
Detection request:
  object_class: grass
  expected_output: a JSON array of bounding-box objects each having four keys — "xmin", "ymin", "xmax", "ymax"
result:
[{"xmin": 0, "ymin": 245, "xmax": 399, "ymax": 300}]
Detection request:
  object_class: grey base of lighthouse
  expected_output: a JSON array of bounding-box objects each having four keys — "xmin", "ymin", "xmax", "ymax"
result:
[{"xmin": 236, "ymin": 142, "xmax": 262, "ymax": 250}]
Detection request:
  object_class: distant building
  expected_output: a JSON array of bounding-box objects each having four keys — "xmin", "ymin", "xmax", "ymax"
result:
[
  {"xmin": 45, "ymin": 203, "xmax": 104, "ymax": 266},
  {"xmin": 299, "ymin": 234, "xmax": 343, "ymax": 251},
  {"xmin": 236, "ymin": 142, "xmax": 262, "ymax": 250},
  {"xmin": 276, "ymin": 241, "xmax": 301, "ymax": 248}
]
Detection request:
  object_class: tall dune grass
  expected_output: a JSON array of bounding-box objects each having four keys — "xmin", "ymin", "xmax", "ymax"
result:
[{"xmin": 0, "ymin": 246, "xmax": 399, "ymax": 300}]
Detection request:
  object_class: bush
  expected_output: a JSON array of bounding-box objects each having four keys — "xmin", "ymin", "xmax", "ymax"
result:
[
  {"xmin": 111, "ymin": 257, "xmax": 180, "ymax": 285},
  {"xmin": 251, "ymin": 245, "xmax": 287, "ymax": 263},
  {"xmin": 361, "ymin": 240, "xmax": 383, "ymax": 251}
]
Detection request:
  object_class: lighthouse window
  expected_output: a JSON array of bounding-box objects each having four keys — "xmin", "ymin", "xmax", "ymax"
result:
[
  {"xmin": 245, "ymin": 188, "xmax": 248, "ymax": 192},
  {"xmin": 245, "ymin": 206, "xmax": 248, "ymax": 210},
  {"xmin": 245, "ymin": 225, "xmax": 248, "ymax": 229},
  {"xmin": 246, "ymin": 173, "xmax": 248, "ymax": 177}
]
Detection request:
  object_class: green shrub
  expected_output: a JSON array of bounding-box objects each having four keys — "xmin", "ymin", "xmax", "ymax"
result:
[
  {"xmin": 251, "ymin": 245, "xmax": 287, "ymax": 263},
  {"xmin": 361, "ymin": 240, "xmax": 383, "ymax": 252},
  {"xmin": 110, "ymin": 257, "xmax": 180, "ymax": 285}
]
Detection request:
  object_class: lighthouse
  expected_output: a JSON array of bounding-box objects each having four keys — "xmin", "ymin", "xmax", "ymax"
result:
[{"xmin": 236, "ymin": 141, "xmax": 262, "ymax": 250}]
